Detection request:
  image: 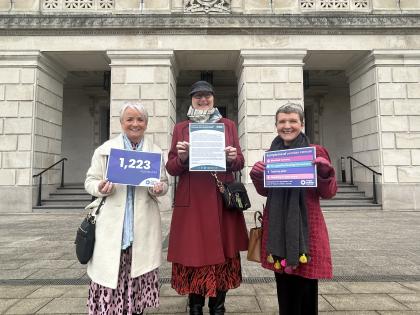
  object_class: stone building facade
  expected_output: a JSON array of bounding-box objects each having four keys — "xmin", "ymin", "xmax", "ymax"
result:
[{"xmin": 0, "ymin": 0, "xmax": 420, "ymax": 212}]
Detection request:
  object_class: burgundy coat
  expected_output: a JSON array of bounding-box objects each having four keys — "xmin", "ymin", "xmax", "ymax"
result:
[
  {"xmin": 251, "ymin": 145, "xmax": 337, "ymax": 279},
  {"xmin": 166, "ymin": 118, "xmax": 249, "ymax": 267}
]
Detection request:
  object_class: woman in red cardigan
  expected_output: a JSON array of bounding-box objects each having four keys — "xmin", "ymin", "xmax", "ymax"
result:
[
  {"xmin": 250, "ymin": 103, "xmax": 337, "ymax": 315},
  {"xmin": 166, "ymin": 81, "xmax": 248, "ymax": 315}
]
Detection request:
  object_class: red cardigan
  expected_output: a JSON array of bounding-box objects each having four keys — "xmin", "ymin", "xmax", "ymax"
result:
[
  {"xmin": 166, "ymin": 118, "xmax": 249, "ymax": 267},
  {"xmin": 251, "ymin": 145, "xmax": 337, "ymax": 279}
]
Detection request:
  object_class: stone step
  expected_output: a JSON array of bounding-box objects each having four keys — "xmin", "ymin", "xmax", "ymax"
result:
[
  {"xmin": 57, "ymin": 186, "xmax": 85, "ymax": 190},
  {"xmin": 337, "ymin": 182, "xmax": 357, "ymax": 186},
  {"xmin": 321, "ymin": 200, "xmax": 378, "ymax": 206},
  {"xmin": 336, "ymin": 186, "xmax": 360, "ymax": 193},
  {"xmin": 321, "ymin": 205, "xmax": 382, "ymax": 211},
  {"xmin": 53, "ymin": 188, "xmax": 87, "ymax": 193},
  {"xmin": 330, "ymin": 195, "xmax": 371, "ymax": 200},
  {"xmin": 335, "ymin": 193, "xmax": 366, "ymax": 198},
  {"xmin": 46, "ymin": 194, "xmax": 92, "ymax": 202},
  {"xmin": 39, "ymin": 200, "xmax": 88, "ymax": 207},
  {"xmin": 32, "ymin": 205, "xmax": 87, "ymax": 212}
]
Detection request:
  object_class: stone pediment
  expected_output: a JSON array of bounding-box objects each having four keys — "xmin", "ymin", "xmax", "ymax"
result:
[{"xmin": 0, "ymin": 14, "xmax": 419, "ymax": 35}]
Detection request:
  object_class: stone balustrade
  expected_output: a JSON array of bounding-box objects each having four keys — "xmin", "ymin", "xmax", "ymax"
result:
[{"xmin": 1, "ymin": 0, "xmax": 419, "ymax": 14}]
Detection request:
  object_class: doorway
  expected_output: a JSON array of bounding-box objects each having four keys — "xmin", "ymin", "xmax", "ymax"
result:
[{"xmin": 176, "ymin": 70, "xmax": 238, "ymax": 124}]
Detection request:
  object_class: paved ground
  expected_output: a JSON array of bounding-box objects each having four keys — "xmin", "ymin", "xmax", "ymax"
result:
[{"xmin": 1, "ymin": 209, "xmax": 420, "ymax": 314}]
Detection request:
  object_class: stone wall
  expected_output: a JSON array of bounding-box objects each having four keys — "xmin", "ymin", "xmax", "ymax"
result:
[
  {"xmin": 347, "ymin": 56, "xmax": 381, "ymax": 198},
  {"xmin": 376, "ymin": 51, "xmax": 420, "ymax": 210},
  {"xmin": 33, "ymin": 56, "xmax": 65, "ymax": 194},
  {"xmin": 237, "ymin": 49, "xmax": 306, "ymax": 183},
  {"xmin": 348, "ymin": 50, "xmax": 420, "ymax": 209},
  {"xmin": 0, "ymin": 51, "xmax": 65, "ymax": 212},
  {"xmin": 107, "ymin": 50, "xmax": 176, "ymax": 211}
]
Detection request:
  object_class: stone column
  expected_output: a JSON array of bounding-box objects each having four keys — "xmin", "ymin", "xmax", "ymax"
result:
[
  {"xmin": 236, "ymin": 49, "xmax": 306, "ymax": 185},
  {"xmin": 0, "ymin": 51, "xmax": 66, "ymax": 212},
  {"xmin": 347, "ymin": 50, "xmax": 420, "ymax": 210},
  {"xmin": 107, "ymin": 50, "xmax": 177, "ymax": 210}
]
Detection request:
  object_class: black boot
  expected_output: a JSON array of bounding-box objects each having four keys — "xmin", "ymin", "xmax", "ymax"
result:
[
  {"xmin": 208, "ymin": 290, "xmax": 226, "ymax": 315},
  {"xmin": 189, "ymin": 293, "xmax": 205, "ymax": 315}
]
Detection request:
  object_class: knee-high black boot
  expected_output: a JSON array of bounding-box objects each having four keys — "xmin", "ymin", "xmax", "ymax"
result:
[
  {"xmin": 208, "ymin": 290, "xmax": 226, "ymax": 315},
  {"xmin": 189, "ymin": 293, "xmax": 205, "ymax": 315}
]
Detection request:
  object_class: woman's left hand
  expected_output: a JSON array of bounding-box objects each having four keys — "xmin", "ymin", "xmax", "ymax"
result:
[
  {"xmin": 225, "ymin": 146, "xmax": 237, "ymax": 162},
  {"xmin": 313, "ymin": 157, "xmax": 333, "ymax": 178},
  {"xmin": 151, "ymin": 182, "xmax": 164, "ymax": 195}
]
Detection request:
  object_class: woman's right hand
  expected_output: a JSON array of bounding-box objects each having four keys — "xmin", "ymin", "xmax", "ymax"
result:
[
  {"xmin": 176, "ymin": 141, "xmax": 190, "ymax": 163},
  {"xmin": 98, "ymin": 180, "xmax": 114, "ymax": 194},
  {"xmin": 250, "ymin": 161, "xmax": 266, "ymax": 180}
]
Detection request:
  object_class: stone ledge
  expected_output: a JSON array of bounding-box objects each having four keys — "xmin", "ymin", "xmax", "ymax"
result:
[{"xmin": 0, "ymin": 14, "xmax": 420, "ymax": 35}]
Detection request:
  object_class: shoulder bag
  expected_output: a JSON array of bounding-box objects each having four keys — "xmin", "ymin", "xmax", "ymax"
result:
[
  {"xmin": 74, "ymin": 197, "xmax": 106, "ymax": 264},
  {"xmin": 212, "ymin": 172, "xmax": 251, "ymax": 211},
  {"xmin": 247, "ymin": 210, "xmax": 263, "ymax": 262}
]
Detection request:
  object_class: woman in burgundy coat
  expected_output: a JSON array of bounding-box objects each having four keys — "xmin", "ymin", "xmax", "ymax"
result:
[
  {"xmin": 166, "ymin": 81, "xmax": 248, "ymax": 315},
  {"xmin": 250, "ymin": 103, "xmax": 337, "ymax": 315}
]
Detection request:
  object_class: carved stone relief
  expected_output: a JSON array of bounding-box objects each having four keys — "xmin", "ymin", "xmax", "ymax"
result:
[
  {"xmin": 42, "ymin": 0, "xmax": 114, "ymax": 10},
  {"xmin": 184, "ymin": 0, "xmax": 231, "ymax": 14},
  {"xmin": 300, "ymin": 0, "xmax": 369, "ymax": 11}
]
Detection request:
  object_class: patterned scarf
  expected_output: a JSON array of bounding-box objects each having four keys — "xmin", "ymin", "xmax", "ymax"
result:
[
  {"xmin": 121, "ymin": 134, "xmax": 144, "ymax": 250},
  {"xmin": 187, "ymin": 106, "xmax": 223, "ymax": 123},
  {"xmin": 266, "ymin": 132, "xmax": 311, "ymax": 267}
]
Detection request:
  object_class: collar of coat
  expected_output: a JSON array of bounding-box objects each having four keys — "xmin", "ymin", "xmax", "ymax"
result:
[{"xmin": 96, "ymin": 133, "xmax": 157, "ymax": 156}]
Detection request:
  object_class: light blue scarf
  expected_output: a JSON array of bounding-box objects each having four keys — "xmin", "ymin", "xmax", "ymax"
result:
[{"xmin": 121, "ymin": 134, "xmax": 144, "ymax": 250}]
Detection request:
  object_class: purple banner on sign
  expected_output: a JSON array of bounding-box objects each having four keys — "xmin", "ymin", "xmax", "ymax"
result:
[
  {"xmin": 106, "ymin": 148, "xmax": 162, "ymax": 187},
  {"xmin": 264, "ymin": 147, "xmax": 317, "ymax": 188}
]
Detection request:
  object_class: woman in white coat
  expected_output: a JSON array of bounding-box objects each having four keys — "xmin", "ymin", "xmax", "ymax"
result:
[{"xmin": 84, "ymin": 101, "xmax": 168, "ymax": 315}]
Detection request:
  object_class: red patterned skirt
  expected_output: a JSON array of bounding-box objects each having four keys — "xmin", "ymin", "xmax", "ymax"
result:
[{"xmin": 171, "ymin": 255, "xmax": 242, "ymax": 297}]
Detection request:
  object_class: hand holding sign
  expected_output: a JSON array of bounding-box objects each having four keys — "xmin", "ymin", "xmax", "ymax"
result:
[
  {"xmin": 98, "ymin": 180, "xmax": 114, "ymax": 194},
  {"xmin": 225, "ymin": 146, "xmax": 237, "ymax": 162},
  {"xmin": 176, "ymin": 141, "xmax": 189, "ymax": 163},
  {"xmin": 313, "ymin": 156, "xmax": 333, "ymax": 178},
  {"xmin": 264, "ymin": 147, "xmax": 317, "ymax": 188},
  {"xmin": 106, "ymin": 149, "xmax": 162, "ymax": 187}
]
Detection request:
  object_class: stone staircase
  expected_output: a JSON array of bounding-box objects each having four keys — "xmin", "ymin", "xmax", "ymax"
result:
[
  {"xmin": 320, "ymin": 182, "xmax": 382, "ymax": 210},
  {"xmin": 32, "ymin": 183, "xmax": 91, "ymax": 211},
  {"xmin": 33, "ymin": 182, "xmax": 381, "ymax": 212}
]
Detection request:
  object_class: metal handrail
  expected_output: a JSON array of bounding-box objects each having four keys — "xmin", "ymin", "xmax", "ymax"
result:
[
  {"xmin": 347, "ymin": 156, "xmax": 382, "ymax": 176},
  {"xmin": 32, "ymin": 158, "xmax": 67, "ymax": 206},
  {"xmin": 342, "ymin": 156, "xmax": 382, "ymax": 204}
]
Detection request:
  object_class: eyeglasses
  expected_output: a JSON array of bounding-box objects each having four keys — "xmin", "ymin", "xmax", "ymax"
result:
[{"xmin": 192, "ymin": 93, "xmax": 213, "ymax": 100}]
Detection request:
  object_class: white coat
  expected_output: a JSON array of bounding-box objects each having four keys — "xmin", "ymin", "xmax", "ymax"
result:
[{"xmin": 84, "ymin": 134, "xmax": 168, "ymax": 289}]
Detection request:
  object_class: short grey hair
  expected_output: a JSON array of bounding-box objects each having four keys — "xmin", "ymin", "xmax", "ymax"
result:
[
  {"xmin": 119, "ymin": 101, "xmax": 148, "ymax": 123},
  {"xmin": 275, "ymin": 102, "xmax": 304, "ymax": 124}
]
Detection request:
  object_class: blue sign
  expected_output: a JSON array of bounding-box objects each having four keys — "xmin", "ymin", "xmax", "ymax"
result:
[
  {"xmin": 106, "ymin": 148, "xmax": 162, "ymax": 187},
  {"xmin": 264, "ymin": 147, "xmax": 317, "ymax": 188}
]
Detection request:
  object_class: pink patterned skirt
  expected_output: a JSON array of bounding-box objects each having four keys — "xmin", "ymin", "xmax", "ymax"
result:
[{"xmin": 87, "ymin": 247, "xmax": 159, "ymax": 315}]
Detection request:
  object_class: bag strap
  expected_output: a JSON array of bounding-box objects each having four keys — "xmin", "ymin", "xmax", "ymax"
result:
[
  {"xmin": 94, "ymin": 197, "xmax": 106, "ymax": 216},
  {"xmin": 91, "ymin": 155, "xmax": 108, "ymax": 217},
  {"xmin": 211, "ymin": 172, "xmax": 225, "ymax": 193},
  {"xmin": 88, "ymin": 197, "xmax": 106, "ymax": 224}
]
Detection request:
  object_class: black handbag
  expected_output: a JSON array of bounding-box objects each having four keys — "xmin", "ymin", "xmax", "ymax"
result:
[
  {"xmin": 212, "ymin": 173, "xmax": 251, "ymax": 211},
  {"xmin": 75, "ymin": 197, "xmax": 106, "ymax": 264}
]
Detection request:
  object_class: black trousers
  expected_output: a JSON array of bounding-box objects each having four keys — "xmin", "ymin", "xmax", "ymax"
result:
[{"xmin": 275, "ymin": 272, "xmax": 318, "ymax": 315}]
